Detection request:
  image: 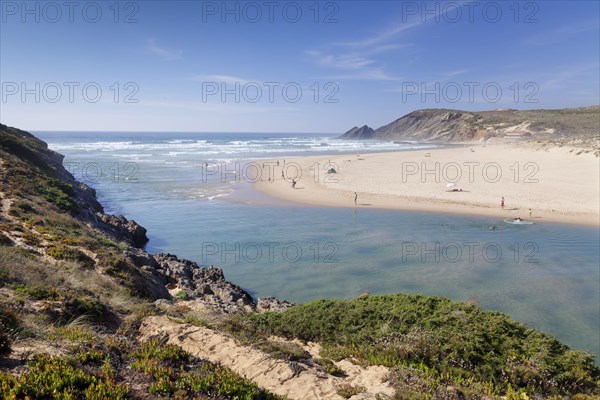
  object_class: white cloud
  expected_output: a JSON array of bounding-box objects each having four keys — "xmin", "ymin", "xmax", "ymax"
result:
[
  {"xmin": 191, "ymin": 75, "xmax": 251, "ymax": 85},
  {"xmin": 442, "ymin": 69, "xmax": 469, "ymax": 77},
  {"xmin": 146, "ymin": 39, "xmax": 183, "ymax": 61},
  {"xmin": 523, "ymin": 20, "xmax": 599, "ymax": 46}
]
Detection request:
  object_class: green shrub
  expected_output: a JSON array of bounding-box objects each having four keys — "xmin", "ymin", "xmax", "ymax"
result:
[
  {"xmin": 35, "ymin": 177, "xmax": 79, "ymax": 213},
  {"xmin": 67, "ymin": 296, "xmax": 109, "ymax": 322},
  {"xmin": 337, "ymin": 384, "xmax": 366, "ymax": 398},
  {"xmin": 47, "ymin": 244, "xmax": 95, "ymax": 269},
  {"xmin": 131, "ymin": 338, "xmax": 285, "ymax": 399},
  {"xmin": 16, "ymin": 284, "xmax": 60, "ymax": 300},
  {"xmin": 8, "ymin": 199, "xmax": 37, "ymax": 217},
  {"xmin": 0, "ymin": 354, "xmax": 128, "ymax": 398},
  {"xmin": 132, "ymin": 338, "xmax": 189, "ymax": 364},
  {"xmin": 240, "ymin": 294, "xmax": 599, "ymax": 396}
]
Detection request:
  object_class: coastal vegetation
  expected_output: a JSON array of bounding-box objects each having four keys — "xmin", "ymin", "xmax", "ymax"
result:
[{"xmin": 218, "ymin": 295, "xmax": 599, "ymax": 398}]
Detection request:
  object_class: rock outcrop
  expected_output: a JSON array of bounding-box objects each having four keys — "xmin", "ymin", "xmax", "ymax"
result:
[
  {"xmin": 341, "ymin": 125, "xmax": 375, "ymax": 139},
  {"xmin": 97, "ymin": 214, "xmax": 149, "ymax": 248},
  {"xmin": 153, "ymin": 253, "xmax": 256, "ymax": 313},
  {"xmin": 256, "ymin": 296, "xmax": 295, "ymax": 313}
]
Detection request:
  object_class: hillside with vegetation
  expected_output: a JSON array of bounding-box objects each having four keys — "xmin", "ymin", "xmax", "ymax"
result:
[
  {"xmin": 0, "ymin": 124, "xmax": 598, "ymax": 399},
  {"xmin": 341, "ymin": 106, "xmax": 600, "ymax": 154}
]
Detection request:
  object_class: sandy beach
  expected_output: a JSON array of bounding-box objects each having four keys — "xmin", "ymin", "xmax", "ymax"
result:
[{"xmin": 255, "ymin": 144, "xmax": 600, "ymax": 226}]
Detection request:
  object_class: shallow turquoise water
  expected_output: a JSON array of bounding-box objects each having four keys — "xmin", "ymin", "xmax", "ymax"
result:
[{"xmin": 37, "ymin": 131, "xmax": 600, "ymax": 359}]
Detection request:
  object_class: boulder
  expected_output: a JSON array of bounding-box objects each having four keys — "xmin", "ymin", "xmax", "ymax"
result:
[{"xmin": 257, "ymin": 297, "xmax": 295, "ymax": 313}]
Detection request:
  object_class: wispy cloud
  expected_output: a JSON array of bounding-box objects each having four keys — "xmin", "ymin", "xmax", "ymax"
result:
[
  {"xmin": 535, "ymin": 63, "xmax": 600, "ymax": 91},
  {"xmin": 311, "ymin": 53, "xmax": 375, "ymax": 70},
  {"xmin": 304, "ymin": 4, "xmax": 452, "ymax": 82},
  {"xmin": 306, "ymin": 50, "xmax": 400, "ymax": 81},
  {"xmin": 334, "ymin": 21, "xmax": 423, "ymax": 49},
  {"xmin": 523, "ymin": 20, "xmax": 599, "ymax": 46},
  {"xmin": 191, "ymin": 75, "xmax": 251, "ymax": 84},
  {"xmin": 146, "ymin": 39, "xmax": 182, "ymax": 61},
  {"xmin": 442, "ymin": 69, "xmax": 469, "ymax": 77}
]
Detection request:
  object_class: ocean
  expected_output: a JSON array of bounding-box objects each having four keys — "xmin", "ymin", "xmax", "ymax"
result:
[{"xmin": 36, "ymin": 131, "xmax": 600, "ymax": 359}]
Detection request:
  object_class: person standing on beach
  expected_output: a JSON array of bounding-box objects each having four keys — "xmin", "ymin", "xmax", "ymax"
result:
[
  {"xmin": 529, "ymin": 208, "xmax": 532, "ymax": 217},
  {"xmin": 354, "ymin": 192, "xmax": 358, "ymax": 205},
  {"xmin": 501, "ymin": 197, "xmax": 505, "ymax": 210}
]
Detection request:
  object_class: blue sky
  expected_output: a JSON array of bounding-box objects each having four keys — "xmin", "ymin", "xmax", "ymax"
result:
[{"xmin": 1, "ymin": 0, "xmax": 598, "ymax": 132}]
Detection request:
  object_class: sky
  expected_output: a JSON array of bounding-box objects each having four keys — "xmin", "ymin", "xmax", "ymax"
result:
[{"xmin": 0, "ymin": 0, "xmax": 599, "ymax": 133}]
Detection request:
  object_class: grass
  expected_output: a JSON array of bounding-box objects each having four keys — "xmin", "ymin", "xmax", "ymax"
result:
[
  {"xmin": 314, "ymin": 357, "xmax": 345, "ymax": 376},
  {"xmin": 47, "ymin": 244, "xmax": 95, "ymax": 269},
  {"xmin": 337, "ymin": 384, "xmax": 366, "ymax": 398},
  {"xmin": 253, "ymin": 340, "xmax": 311, "ymax": 362},
  {"xmin": 129, "ymin": 337, "xmax": 285, "ymax": 398}
]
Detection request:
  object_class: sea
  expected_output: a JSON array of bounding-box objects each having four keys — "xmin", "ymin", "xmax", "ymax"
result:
[{"xmin": 36, "ymin": 131, "xmax": 600, "ymax": 360}]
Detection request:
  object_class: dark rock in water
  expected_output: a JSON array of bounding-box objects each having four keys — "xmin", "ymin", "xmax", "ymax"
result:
[
  {"xmin": 339, "ymin": 125, "xmax": 375, "ymax": 139},
  {"xmin": 257, "ymin": 297, "xmax": 295, "ymax": 313},
  {"xmin": 153, "ymin": 253, "xmax": 255, "ymax": 311},
  {"xmin": 96, "ymin": 213, "xmax": 149, "ymax": 248}
]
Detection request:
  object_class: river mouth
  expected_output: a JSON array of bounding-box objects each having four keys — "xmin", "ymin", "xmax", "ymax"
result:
[{"xmin": 37, "ymin": 130, "xmax": 600, "ymax": 360}]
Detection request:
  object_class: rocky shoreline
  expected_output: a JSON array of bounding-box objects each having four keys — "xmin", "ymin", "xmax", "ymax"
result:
[
  {"xmin": 96, "ymin": 197, "xmax": 295, "ymax": 315},
  {"xmin": 1, "ymin": 123, "xmax": 294, "ymax": 315}
]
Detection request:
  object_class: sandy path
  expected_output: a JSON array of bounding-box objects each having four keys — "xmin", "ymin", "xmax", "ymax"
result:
[
  {"xmin": 139, "ymin": 316, "xmax": 394, "ymax": 400},
  {"xmin": 254, "ymin": 144, "xmax": 599, "ymax": 226}
]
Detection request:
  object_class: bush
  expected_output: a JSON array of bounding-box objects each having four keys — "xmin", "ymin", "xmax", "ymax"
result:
[
  {"xmin": 0, "ymin": 304, "xmax": 19, "ymax": 357},
  {"xmin": 337, "ymin": 384, "xmax": 366, "ymax": 398},
  {"xmin": 47, "ymin": 245, "xmax": 95, "ymax": 269},
  {"xmin": 241, "ymin": 294, "xmax": 599, "ymax": 396},
  {"xmin": 175, "ymin": 290, "xmax": 189, "ymax": 300},
  {"xmin": 1, "ymin": 354, "xmax": 127, "ymax": 398},
  {"xmin": 0, "ymin": 233, "xmax": 13, "ymax": 246}
]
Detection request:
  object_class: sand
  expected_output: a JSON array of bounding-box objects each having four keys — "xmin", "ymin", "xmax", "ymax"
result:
[
  {"xmin": 254, "ymin": 144, "xmax": 600, "ymax": 226},
  {"xmin": 139, "ymin": 315, "xmax": 395, "ymax": 400}
]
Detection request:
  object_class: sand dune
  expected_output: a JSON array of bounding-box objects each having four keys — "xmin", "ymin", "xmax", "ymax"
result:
[{"xmin": 139, "ymin": 316, "xmax": 395, "ymax": 400}]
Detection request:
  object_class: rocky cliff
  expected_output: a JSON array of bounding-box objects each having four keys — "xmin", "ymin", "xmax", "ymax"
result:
[{"xmin": 0, "ymin": 123, "xmax": 291, "ymax": 313}]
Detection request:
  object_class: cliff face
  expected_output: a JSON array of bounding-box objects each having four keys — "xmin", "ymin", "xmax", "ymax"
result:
[
  {"xmin": 373, "ymin": 109, "xmax": 481, "ymax": 142},
  {"xmin": 340, "ymin": 106, "xmax": 600, "ymax": 145}
]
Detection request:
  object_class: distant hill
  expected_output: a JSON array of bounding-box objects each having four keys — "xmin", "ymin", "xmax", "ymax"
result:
[
  {"xmin": 341, "ymin": 106, "xmax": 600, "ymax": 148},
  {"xmin": 341, "ymin": 125, "xmax": 376, "ymax": 139}
]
